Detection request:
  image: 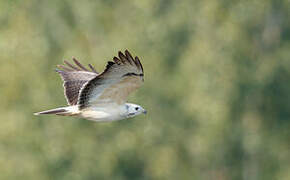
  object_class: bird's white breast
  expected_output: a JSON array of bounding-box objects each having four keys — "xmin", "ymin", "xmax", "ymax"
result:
[{"xmin": 79, "ymin": 104, "xmax": 126, "ymax": 122}]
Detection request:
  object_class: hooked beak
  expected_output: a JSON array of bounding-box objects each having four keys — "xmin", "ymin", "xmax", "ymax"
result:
[{"xmin": 143, "ymin": 110, "xmax": 147, "ymax": 114}]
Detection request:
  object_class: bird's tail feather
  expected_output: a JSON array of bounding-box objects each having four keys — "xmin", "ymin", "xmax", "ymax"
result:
[{"xmin": 34, "ymin": 106, "xmax": 79, "ymax": 116}]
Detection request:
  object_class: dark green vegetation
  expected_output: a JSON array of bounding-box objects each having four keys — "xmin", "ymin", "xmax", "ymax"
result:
[{"xmin": 0, "ymin": 0, "xmax": 290, "ymax": 179}]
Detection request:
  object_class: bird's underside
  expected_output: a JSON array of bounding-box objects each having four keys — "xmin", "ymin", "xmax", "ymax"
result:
[{"xmin": 34, "ymin": 50, "xmax": 145, "ymax": 122}]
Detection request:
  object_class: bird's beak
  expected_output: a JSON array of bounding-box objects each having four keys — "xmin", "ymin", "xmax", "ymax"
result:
[{"xmin": 143, "ymin": 110, "xmax": 147, "ymax": 114}]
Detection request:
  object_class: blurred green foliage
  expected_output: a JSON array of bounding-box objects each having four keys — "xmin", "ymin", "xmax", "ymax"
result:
[{"xmin": 0, "ymin": 0, "xmax": 290, "ymax": 179}]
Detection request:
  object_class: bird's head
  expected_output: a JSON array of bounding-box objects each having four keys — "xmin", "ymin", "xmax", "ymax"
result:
[{"xmin": 125, "ymin": 103, "xmax": 147, "ymax": 118}]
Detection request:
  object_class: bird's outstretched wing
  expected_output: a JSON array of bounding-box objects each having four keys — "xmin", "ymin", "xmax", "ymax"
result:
[
  {"xmin": 78, "ymin": 50, "xmax": 144, "ymax": 109},
  {"xmin": 56, "ymin": 58, "xmax": 98, "ymax": 105}
]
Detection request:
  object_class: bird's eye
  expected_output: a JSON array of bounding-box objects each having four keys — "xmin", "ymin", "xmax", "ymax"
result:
[{"xmin": 135, "ymin": 107, "xmax": 139, "ymax": 111}]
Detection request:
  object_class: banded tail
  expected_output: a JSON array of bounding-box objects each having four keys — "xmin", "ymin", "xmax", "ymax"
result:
[{"xmin": 34, "ymin": 106, "xmax": 79, "ymax": 116}]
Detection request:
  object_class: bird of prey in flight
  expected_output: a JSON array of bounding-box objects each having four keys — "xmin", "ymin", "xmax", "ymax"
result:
[{"xmin": 34, "ymin": 50, "xmax": 146, "ymax": 122}]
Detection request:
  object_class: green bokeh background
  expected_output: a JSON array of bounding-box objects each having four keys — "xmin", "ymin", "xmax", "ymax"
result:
[{"xmin": 1, "ymin": 0, "xmax": 290, "ymax": 179}]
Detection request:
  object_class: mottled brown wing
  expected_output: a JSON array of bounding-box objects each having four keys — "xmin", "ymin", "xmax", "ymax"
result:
[
  {"xmin": 56, "ymin": 57, "xmax": 98, "ymax": 105},
  {"xmin": 78, "ymin": 50, "xmax": 144, "ymax": 109}
]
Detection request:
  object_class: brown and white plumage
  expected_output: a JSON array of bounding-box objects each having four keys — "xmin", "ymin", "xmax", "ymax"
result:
[
  {"xmin": 56, "ymin": 57, "xmax": 99, "ymax": 105},
  {"xmin": 78, "ymin": 50, "xmax": 144, "ymax": 108},
  {"xmin": 34, "ymin": 50, "xmax": 147, "ymax": 122}
]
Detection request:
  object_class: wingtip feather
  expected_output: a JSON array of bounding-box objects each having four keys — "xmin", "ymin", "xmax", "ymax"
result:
[
  {"xmin": 124, "ymin": 50, "xmax": 134, "ymax": 65},
  {"xmin": 55, "ymin": 68, "xmax": 63, "ymax": 73},
  {"xmin": 64, "ymin": 60, "xmax": 81, "ymax": 71},
  {"xmin": 72, "ymin": 57, "xmax": 89, "ymax": 71}
]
